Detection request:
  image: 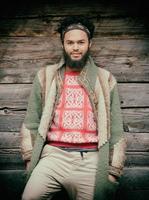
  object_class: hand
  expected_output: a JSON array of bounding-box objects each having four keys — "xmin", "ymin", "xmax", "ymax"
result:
[{"xmin": 108, "ymin": 174, "xmax": 117, "ymax": 183}]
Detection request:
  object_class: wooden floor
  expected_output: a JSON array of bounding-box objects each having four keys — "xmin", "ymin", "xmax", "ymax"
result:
[{"xmin": 0, "ymin": 0, "xmax": 149, "ymax": 199}]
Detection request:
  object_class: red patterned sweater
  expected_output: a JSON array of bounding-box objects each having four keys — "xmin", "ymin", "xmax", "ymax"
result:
[{"xmin": 47, "ymin": 71, "xmax": 98, "ymax": 149}]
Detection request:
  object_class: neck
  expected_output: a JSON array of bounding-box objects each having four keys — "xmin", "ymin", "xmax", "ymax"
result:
[{"xmin": 66, "ymin": 66, "xmax": 83, "ymax": 72}]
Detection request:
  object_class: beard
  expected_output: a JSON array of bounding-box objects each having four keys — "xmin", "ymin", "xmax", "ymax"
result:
[{"xmin": 63, "ymin": 48, "xmax": 90, "ymax": 71}]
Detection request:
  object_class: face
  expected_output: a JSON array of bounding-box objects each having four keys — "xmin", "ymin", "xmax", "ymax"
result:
[{"xmin": 63, "ymin": 29, "xmax": 91, "ymax": 70}]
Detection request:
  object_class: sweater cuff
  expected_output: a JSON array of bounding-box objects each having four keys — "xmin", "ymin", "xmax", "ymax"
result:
[
  {"xmin": 109, "ymin": 165, "xmax": 123, "ymax": 178},
  {"xmin": 22, "ymin": 150, "xmax": 32, "ymax": 161}
]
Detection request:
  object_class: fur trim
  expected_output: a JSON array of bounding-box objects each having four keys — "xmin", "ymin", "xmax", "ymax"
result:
[
  {"xmin": 111, "ymin": 137, "xmax": 127, "ymax": 169},
  {"xmin": 20, "ymin": 123, "xmax": 33, "ymax": 161},
  {"xmin": 38, "ymin": 77, "xmax": 57, "ymax": 139}
]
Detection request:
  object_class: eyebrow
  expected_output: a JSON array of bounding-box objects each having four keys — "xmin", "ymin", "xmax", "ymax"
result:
[{"xmin": 65, "ymin": 39, "xmax": 86, "ymax": 42}]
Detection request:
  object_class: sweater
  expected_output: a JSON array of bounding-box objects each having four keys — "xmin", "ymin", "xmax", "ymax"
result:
[
  {"xmin": 21, "ymin": 56, "xmax": 126, "ymax": 200},
  {"xmin": 47, "ymin": 71, "xmax": 98, "ymax": 148}
]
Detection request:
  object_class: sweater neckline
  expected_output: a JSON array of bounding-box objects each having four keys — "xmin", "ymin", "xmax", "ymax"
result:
[{"xmin": 65, "ymin": 70, "xmax": 80, "ymax": 76}]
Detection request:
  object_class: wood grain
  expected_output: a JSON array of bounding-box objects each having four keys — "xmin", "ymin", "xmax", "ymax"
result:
[{"xmin": 0, "ymin": 83, "xmax": 149, "ymax": 108}]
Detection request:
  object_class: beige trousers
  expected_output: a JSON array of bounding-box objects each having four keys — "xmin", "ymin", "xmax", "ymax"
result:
[{"xmin": 22, "ymin": 145, "xmax": 98, "ymax": 200}]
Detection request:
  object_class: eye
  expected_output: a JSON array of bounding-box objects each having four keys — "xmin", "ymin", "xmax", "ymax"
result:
[
  {"xmin": 78, "ymin": 41, "xmax": 85, "ymax": 45},
  {"xmin": 66, "ymin": 41, "xmax": 73, "ymax": 45}
]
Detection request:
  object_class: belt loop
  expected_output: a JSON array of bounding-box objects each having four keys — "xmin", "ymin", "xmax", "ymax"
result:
[{"xmin": 80, "ymin": 152, "xmax": 83, "ymax": 158}]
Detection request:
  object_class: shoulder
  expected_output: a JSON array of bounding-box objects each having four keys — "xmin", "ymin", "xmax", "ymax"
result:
[
  {"xmin": 97, "ymin": 66, "xmax": 111, "ymax": 77},
  {"xmin": 34, "ymin": 63, "xmax": 59, "ymax": 88},
  {"xmin": 96, "ymin": 66, "xmax": 117, "ymax": 90},
  {"xmin": 37, "ymin": 63, "xmax": 58, "ymax": 77}
]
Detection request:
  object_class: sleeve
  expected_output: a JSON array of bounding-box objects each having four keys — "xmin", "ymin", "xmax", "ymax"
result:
[
  {"xmin": 109, "ymin": 76, "xmax": 127, "ymax": 178},
  {"xmin": 20, "ymin": 73, "xmax": 43, "ymax": 161}
]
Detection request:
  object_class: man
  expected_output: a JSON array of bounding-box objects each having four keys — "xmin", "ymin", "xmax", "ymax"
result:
[{"xmin": 21, "ymin": 16, "xmax": 126, "ymax": 200}]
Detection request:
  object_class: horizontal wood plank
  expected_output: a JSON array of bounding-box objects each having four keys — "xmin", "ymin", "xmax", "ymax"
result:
[
  {"xmin": 0, "ymin": 108, "xmax": 148, "ymax": 133},
  {"xmin": 0, "ymin": 83, "xmax": 149, "ymax": 108},
  {"xmin": 0, "ymin": 36, "xmax": 149, "ymax": 60},
  {"xmin": 0, "ymin": 132, "xmax": 149, "ymax": 152},
  {"xmin": 0, "ymin": 150, "xmax": 149, "ymax": 170},
  {"xmin": 0, "ymin": 17, "xmax": 148, "ymax": 37},
  {"xmin": 0, "ymin": 131, "xmax": 149, "ymax": 169},
  {"xmin": 0, "ymin": 36, "xmax": 149, "ymax": 83},
  {"xmin": 122, "ymin": 167, "xmax": 149, "ymax": 189},
  {"xmin": 0, "ymin": 170, "xmax": 149, "ymax": 200},
  {"xmin": 119, "ymin": 84, "xmax": 149, "ymax": 107},
  {"xmin": 125, "ymin": 132, "xmax": 149, "ymax": 152},
  {"xmin": 0, "ymin": 132, "xmax": 21, "ymax": 148},
  {"xmin": 0, "ymin": 151, "xmax": 24, "ymax": 170},
  {"xmin": 122, "ymin": 108, "xmax": 149, "ymax": 133},
  {"xmin": 0, "ymin": 57, "xmax": 149, "ymax": 83},
  {"xmin": 125, "ymin": 152, "xmax": 149, "ymax": 167},
  {"xmin": 0, "ymin": 167, "xmax": 149, "ymax": 199}
]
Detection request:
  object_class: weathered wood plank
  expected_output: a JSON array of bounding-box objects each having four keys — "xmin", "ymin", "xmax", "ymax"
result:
[
  {"xmin": 0, "ymin": 131, "xmax": 149, "ymax": 169},
  {"xmin": 122, "ymin": 167, "xmax": 149, "ymax": 190},
  {"xmin": 122, "ymin": 108, "xmax": 149, "ymax": 133},
  {"xmin": 0, "ymin": 83, "xmax": 149, "ymax": 108},
  {"xmin": 0, "ymin": 36, "xmax": 149, "ymax": 61},
  {"xmin": 0, "ymin": 151, "xmax": 24, "ymax": 170},
  {"xmin": 0, "ymin": 108, "xmax": 148, "ymax": 133},
  {"xmin": 104, "ymin": 57, "xmax": 149, "ymax": 83},
  {"xmin": 0, "ymin": 132, "xmax": 21, "ymax": 148},
  {"xmin": 125, "ymin": 132, "xmax": 149, "ymax": 152},
  {"xmin": 0, "ymin": 149, "xmax": 148, "ymax": 170},
  {"xmin": 119, "ymin": 84, "xmax": 149, "ymax": 107},
  {"xmin": 0, "ymin": 59, "xmax": 46, "ymax": 83},
  {"xmin": 0, "ymin": 57, "xmax": 149, "ymax": 83},
  {"xmin": 0, "ymin": 18, "xmax": 148, "ymax": 37},
  {"xmin": 0, "ymin": 168, "xmax": 148, "ymax": 196},
  {"xmin": 0, "ymin": 84, "xmax": 31, "ymax": 108},
  {"xmin": 1, "ymin": 132, "xmax": 149, "ymax": 152},
  {"xmin": 0, "ymin": 36, "xmax": 61, "ymax": 60},
  {"xmin": 0, "ymin": 109, "xmax": 24, "ymax": 132},
  {"xmin": 116, "ymin": 189, "xmax": 149, "ymax": 200},
  {"xmin": 125, "ymin": 152, "xmax": 149, "ymax": 167}
]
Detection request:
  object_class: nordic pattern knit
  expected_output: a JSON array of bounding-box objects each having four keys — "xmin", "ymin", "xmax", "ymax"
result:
[{"xmin": 47, "ymin": 71, "xmax": 98, "ymax": 148}]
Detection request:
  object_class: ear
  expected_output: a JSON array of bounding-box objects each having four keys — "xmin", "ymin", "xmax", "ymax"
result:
[
  {"xmin": 89, "ymin": 40, "xmax": 92, "ymax": 48},
  {"xmin": 61, "ymin": 43, "xmax": 64, "ymax": 49}
]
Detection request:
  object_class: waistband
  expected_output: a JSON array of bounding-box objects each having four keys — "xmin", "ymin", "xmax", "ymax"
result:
[{"xmin": 58, "ymin": 147, "xmax": 98, "ymax": 152}]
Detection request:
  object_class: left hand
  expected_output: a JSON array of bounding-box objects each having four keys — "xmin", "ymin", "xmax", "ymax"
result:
[{"xmin": 108, "ymin": 174, "xmax": 118, "ymax": 183}]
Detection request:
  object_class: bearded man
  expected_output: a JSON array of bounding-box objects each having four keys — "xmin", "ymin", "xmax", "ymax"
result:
[{"xmin": 21, "ymin": 16, "xmax": 126, "ymax": 200}]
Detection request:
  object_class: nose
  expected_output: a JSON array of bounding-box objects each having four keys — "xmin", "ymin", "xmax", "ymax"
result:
[{"xmin": 73, "ymin": 43, "xmax": 79, "ymax": 50}]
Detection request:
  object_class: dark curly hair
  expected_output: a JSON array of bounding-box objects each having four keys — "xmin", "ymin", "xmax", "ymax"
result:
[{"xmin": 57, "ymin": 16, "xmax": 95, "ymax": 41}]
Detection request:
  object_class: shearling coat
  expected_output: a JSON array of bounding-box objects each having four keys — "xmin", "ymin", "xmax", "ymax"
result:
[{"xmin": 21, "ymin": 56, "xmax": 126, "ymax": 200}]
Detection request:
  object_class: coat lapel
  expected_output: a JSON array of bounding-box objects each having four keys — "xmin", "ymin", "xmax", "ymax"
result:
[{"xmin": 78, "ymin": 56, "xmax": 109, "ymax": 149}]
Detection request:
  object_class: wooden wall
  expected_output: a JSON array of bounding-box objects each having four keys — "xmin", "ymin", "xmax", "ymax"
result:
[{"xmin": 0, "ymin": 0, "xmax": 149, "ymax": 199}]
